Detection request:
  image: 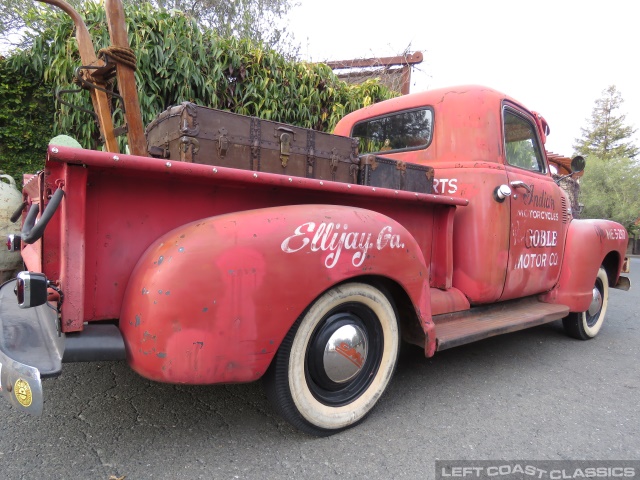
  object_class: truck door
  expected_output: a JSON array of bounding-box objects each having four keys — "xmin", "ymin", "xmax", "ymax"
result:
[{"xmin": 500, "ymin": 105, "xmax": 567, "ymax": 301}]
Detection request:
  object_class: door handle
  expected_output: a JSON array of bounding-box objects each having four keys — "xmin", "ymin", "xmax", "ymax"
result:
[{"xmin": 510, "ymin": 180, "xmax": 532, "ymax": 193}]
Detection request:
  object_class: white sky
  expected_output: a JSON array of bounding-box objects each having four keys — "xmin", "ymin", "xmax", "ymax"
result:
[{"xmin": 289, "ymin": 0, "xmax": 639, "ymax": 157}]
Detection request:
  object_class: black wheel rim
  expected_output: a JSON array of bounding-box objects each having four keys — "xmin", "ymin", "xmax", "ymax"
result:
[{"xmin": 304, "ymin": 301, "xmax": 383, "ymax": 407}]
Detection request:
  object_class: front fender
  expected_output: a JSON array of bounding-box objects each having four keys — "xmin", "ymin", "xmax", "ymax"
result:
[
  {"xmin": 541, "ymin": 219, "xmax": 628, "ymax": 311},
  {"xmin": 120, "ymin": 204, "xmax": 431, "ymax": 384}
]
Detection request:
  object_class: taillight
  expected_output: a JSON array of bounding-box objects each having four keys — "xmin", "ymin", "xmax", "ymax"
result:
[
  {"xmin": 15, "ymin": 271, "xmax": 49, "ymax": 308},
  {"xmin": 7, "ymin": 234, "xmax": 21, "ymax": 252},
  {"xmin": 16, "ymin": 277, "xmax": 25, "ymax": 304}
]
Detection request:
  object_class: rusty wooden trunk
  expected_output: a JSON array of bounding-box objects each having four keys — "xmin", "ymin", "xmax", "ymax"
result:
[
  {"xmin": 145, "ymin": 102, "xmax": 360, "ymax": 183},
  {"xmin": 358, "ymin": 154, "xmax": 435, "ymax": 194}
]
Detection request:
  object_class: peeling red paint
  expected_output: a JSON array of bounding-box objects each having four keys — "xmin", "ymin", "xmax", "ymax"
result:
[{"xmin": 120, "ymin": 204, "xmax": 431, "ymax": 384}]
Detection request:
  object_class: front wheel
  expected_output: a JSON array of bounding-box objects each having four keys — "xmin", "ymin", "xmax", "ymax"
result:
[
  {"xmin": 562, "ymin": 266, "xmax": 609, "ymax": 340},
  {"xmin": 263, "ymin": 282, "xmax": 399, "ymax": 436}
]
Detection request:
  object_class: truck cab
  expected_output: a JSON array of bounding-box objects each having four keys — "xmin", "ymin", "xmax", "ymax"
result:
[{"xmin": 334, "ymin": 85, "xmax": 628, "ymax": 316}]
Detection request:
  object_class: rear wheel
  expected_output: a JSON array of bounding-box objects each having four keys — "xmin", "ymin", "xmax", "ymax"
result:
[
  {"xmin": 562, "ymin": 267, "xmax": 609, "ymax": 340},
  {"xmin": 263, "ymin": 282, "xmax": 399, "ymax": 436}
]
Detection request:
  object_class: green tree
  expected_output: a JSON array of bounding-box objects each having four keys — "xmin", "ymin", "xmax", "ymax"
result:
[
  {"xmin": 573, "ymin": 85, "xmax": 638, "ymax": 160},
  {"xmin": 143, "ymin": 0, "xmax": 298, "ymax": 52},
  {"xmin": 1, "ymin": 0, "xmax": 298, "ymax": 55},
  {"xmin": 579, "ymin": 155, "xmax": 640, "ymax": 235}
]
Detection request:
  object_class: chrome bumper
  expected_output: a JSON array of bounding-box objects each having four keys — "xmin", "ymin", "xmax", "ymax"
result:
[{"xmin": 0, "ymin": 279, "xmax": 64, "ymax": 415}]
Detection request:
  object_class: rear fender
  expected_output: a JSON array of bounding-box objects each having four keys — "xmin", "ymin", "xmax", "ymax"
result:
[
  {"xmin": 540, "ymin": 219, "xmax": 628, "ymax": 311},
  {"xmin": 120, "ymin": 204, "xmax": 431, "ymax": 384}
]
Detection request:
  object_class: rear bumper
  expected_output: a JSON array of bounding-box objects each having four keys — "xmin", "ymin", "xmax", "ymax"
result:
[{"xmin": 0, "ymin": 279, "xmax": 64, "ymax": 415}]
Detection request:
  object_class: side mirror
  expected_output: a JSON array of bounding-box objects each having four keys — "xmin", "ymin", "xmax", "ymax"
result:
[
  {"xmin": 571, "ymin": 155, "xmax": 586, "ymax": 173},
  {"xmin": 554, "ymin": 156, "xmax": 586, "ymax": 185}
]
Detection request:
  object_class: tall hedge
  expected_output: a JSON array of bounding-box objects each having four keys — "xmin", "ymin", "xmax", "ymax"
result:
[
  {"xmin": 1, "ymin": 2, "xmax": 396, "ymax": 178},
  {"xmin": 0, "ymin": 59, "xmax": 55, "ymax": 180}
]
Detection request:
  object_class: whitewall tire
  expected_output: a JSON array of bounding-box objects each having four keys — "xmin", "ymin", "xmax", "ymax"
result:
[
  {"xmin": 563, "ymin": 267, "xmax": 609, "ymax": 340},
  {"xmin": 264, "ymin": 282, "xmax": 399, "ymax": 436}
]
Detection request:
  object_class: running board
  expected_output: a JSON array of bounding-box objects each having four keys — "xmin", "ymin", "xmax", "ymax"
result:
[{"xmin": 434, "ymin": 297, "xmax": 569, "ymax": 351}]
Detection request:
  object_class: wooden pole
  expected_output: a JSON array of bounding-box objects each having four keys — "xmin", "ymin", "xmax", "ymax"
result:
[
  {"xmin": 38, "ymin": 0, "xmax": 119, "ymax": 153},
  {"xmin": 325, "ymin": 51, "xmax": 423, "ymax": 96},
  {"xmin": 104, "ymin": 0, "xmax": 148, "ymax": 156}
]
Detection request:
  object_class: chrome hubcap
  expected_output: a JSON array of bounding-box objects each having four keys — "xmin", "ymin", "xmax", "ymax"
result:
[
  {"xmin": 323, "ymin": 325, "xmax": 368, "ymax": 383},
  {"xmin": 588, "ymin": 286, "xmax": 602, "ymax": 317},
  {"xmin": 305, "ymin": 303, "xmax": 383, "ymax": 407}
]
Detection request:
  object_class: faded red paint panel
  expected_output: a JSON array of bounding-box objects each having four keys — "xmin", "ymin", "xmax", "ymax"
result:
[
  {"xmin": 500, "ymin": 167, "xmax": 567, "ymax": 301},
  {"xmin": 37, "ymin": 146, "xmax": 462, "ymax": 331},
  {"xmin": 120, "ymin": 204, "xmax": 433, "ymax": 384},
  {"xmin": 336, "ymin": 86, "xmax": 514, "ymax": 305},
  {"xmin": 59, "ymin": 164, "xmax": 87, "ymax": 331},
  {"xmin": 540, "ymin": 219, "xmax": 628, "ymax": 312},
  {"xmin": 26, "ymin": 162, "xmax": 88, "ymax": 331}
]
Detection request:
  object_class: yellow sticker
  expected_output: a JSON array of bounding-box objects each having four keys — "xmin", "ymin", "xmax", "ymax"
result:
[{"xmin": 14, "ymin": 379, "xmax": 33, "ymax": 408}]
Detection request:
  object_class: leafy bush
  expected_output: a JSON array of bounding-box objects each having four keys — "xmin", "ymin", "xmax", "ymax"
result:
[
  {"xmin": 0, "ymin": 58, "xmax": 54, "ymax": 180},
  {"xmin": 1, "ymin": 2, "xmax": 396, "ymax": 177}
]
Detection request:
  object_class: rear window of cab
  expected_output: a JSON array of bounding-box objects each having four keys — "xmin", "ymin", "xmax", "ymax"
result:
[{"xmin": 351, "ymin": 107, "xmax": 433, "ymax": 155}]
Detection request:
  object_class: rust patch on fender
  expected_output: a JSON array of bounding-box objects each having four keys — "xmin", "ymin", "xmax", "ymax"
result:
[{"xmin": 141, "ymin": 331, "xmax": 157, "ymax": 355}]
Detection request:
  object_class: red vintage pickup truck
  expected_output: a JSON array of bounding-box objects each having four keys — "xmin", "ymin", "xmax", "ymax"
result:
[
  {"xmin": 0, "ymin": 0, "xmax": 630, "ymax": 436},
  {"xmin": 1, "ymin": 83, "xmax": 630, "ymax": 436}
]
